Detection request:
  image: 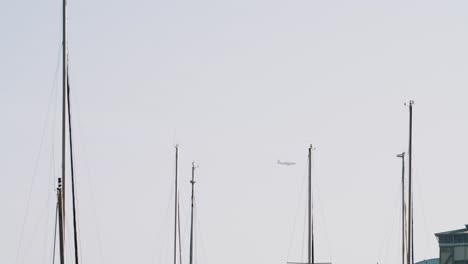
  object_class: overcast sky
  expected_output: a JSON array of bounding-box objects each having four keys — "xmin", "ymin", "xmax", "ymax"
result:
[{"xmin": 2, "ymin": 1, "xmax": 468, "ymax": 264}]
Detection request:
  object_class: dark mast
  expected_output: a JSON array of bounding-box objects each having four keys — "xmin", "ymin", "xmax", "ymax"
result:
[
  {"xmin": 407, "ymin": 100, "xmax": 414, "ymax": 264},
  {"xmin": 286, "ymin": 145, "xmax": 323, "ymax": 264},
  {"xmin": 178, "ymin": 200, "xmax": 183, "ymax": 264},
  {"xmin": 308, "ymin": 145, "xmax": 314, "ymax": 264},
  {"xmin": 57, "ymin": 179, "xmax": 65, "ymax": 264},
  {"xmin": 189, "ymin": 162, "xmax": 197, "ymax": 264},
  {"xmin": 397, "ymin": 152, "xmax": 406, "ymax": 264},
  {"xmin": 61, "ymin": 0, "xmax": 67, "ymax": 227},
  {"xmin": 174, "ymin": 145, "xmax": 179, "ymax": 264},
  {"xmin": 58, "ymin": 0, "xmax": 67, "ymax": 261},
  {"xmin": 59, "ymin": 0, "xmax": 81, "ymax": 261}
]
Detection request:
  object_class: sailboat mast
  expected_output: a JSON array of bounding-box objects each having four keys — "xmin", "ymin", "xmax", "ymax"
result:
[
  {"xmin": 178, "ymin": 202, "xmax": 183, "ymax": 264},
  {"xmin": 308, "ymin": 145, "xmax": 314, "ymax": 264},
  {"xmin": 60, "ymin": 0, "xmax": 67, "ymax": 258},
  {"xmin": 174, "ymin": 145, "xmax": 179, "ymax": 264},
  {"xmin": 407, "ymin": 101, "xmax": 414, "ymax": 264},
  {"xmin": 57, "ymin": 179, "xmax": 65, "ymax": 264},
  {"xmin": 189, "ymin": 162, "xmax": 196, "ymax": 264},
  {"xmin": 397, "ymin": 152, "xmax": 405, "ymax": 264}
]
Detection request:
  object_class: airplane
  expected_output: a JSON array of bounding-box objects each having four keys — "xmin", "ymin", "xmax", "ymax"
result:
[{"xmin": 277, "ymin": 160, "xmax": 296, "ymax": 166}]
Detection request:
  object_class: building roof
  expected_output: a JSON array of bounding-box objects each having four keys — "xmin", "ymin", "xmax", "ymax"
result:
[
  {"xmin": 435, "ymin": 225, "xmax": 468, "ymax": 245},
  {"xmin": 415, "ymin": 258, "xmax": 439, "ymax": 264},
  {"xmin": 435, "ymin": 225, "xmax": 468, "ymax": 237}
]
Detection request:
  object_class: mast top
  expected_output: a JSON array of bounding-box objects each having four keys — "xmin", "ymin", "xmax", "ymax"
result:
[
  {"xmin": 191, "ymin": 162, "xmax": 198, "ymax": 183},
  {"xmin": 308, "ymin": 145, "xmax": 316, "ymax": 155},
  {"xmin": 396, "ymin": 152, "xmax": 405, "ymax": 158}
]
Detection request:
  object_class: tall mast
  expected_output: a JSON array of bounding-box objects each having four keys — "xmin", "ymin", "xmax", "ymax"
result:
[
  {"xmin": 178, "ymin": 202, "xmax": 183, "ymax": 264},
  {"xmin": 308, "ymin": 145, "xmax": 314, "ymax": 264},
  {"xmin": 57, "ymin": 179, "xmax": 65, "ymax": 264},
  {"xmin": 67, "ymin": 78, "xmax": 80, "ymax": 264},
  {"xmin": 189, "ymin": 162, "xmax": 197, "ymax": 264},
  {"xmin": 60, "ymin": 0, "xmax": 68, "ymax": 257},
  {"xmin": 174, "ymin": 145, "xmax": 179, "ymax": 264},
  {"xmin": 397, "ymin": 152, "xmax": 406, "ymax": 264},
  {"xmin": 407, "ymin": 101, "xmax": 414, "ymax": 264}
]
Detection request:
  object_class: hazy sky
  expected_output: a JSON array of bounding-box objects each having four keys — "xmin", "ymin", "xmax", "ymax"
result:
[{"xmin": 2, "ymin": 1, "xmax": 468, "ymax": 264}]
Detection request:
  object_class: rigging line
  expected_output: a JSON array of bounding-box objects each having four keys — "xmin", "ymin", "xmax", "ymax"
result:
[
  {"xmin": 42, "ymin": 134, "xmax": 59, "ymax": 262},
  {"xmin": 70, "ymin": 159, "xmax": 83, "ymax": 263},
  {"xmin": 178, "ymin": 180, "xmax": 191, "ymax": 242},
  {"xmin": 194, "ymin": 207, "xmax": 202, "ymax": 264},
  {"xmin": 154, "ymin": 170, "xmax": 174, "ymax": 264},
  {"xmin": 77, "ymin": 214, "xmax": 84, "ymax": 264},
  {"xmin": 69, "ymin": 148, "xmax": 83, "ymax": 262},
  {"xmin": 302, "ymin": 158, "xmax": 310, "ymax": 262},
  {"xmin": 75, "ymin": 168, "xmax": 83, "ymax": 259},
  {"xmin": 41, "ymin": 187, "xmax": 56, "ymax": 262},
  {"xmin": 193, "ymin": 207, "xmax": 197, "ymax": 264},
  {"xmin": 88, "ymin": 180, "xmax": 105, "ymax": 263},
  {"xmin": 403, "ymin": 193, "xmax": 407, "ymax": 264},
  {"xmin": 65, "ymin": 217, "xmax": 76, "ymax": 261},
  {"xmin": 181, "ymin": 192, "xmax": 191, "ymax": 264},
  {"xmin": 376, "ymin": 181, "xmax": 401, "ymax": 263},
  {"xmin": 193, "ymin": 201, "xmax": 200, "ymax": 264},
  {"xmin": 412, "ymin": 147, "xmax": 431, "ymax": 261},
  {"xmin": 57, "ymin": 180, "xmax": 65, "ymax": 264},
  {"xmin": 301, "ymin": 193, "xmax": 307, "ymax": 262},
  {"xmin": 179, "ymin": 188, "xmax": 189, "ymax": 235},
  {"xmin": 286, "ymin": 164, "xmax": 308, "ymax": 261},
  {"xmin": 14, "ymin": 45, "xmax": 62, "ymax": 264},
  {"xmin": 80, "ymin": 154, "xmax": 105, "ymax": 264},
  {"xmin": 315, "ymin": 191, "xmax": 333, "ymax": 262},
  {"xmin": 52, "ymin": 201, "xmax": 59, "ymax": 264},
  {"xmin": 383, "ymin": 203, "xmax": 400, "ymax": 264},
  {"xmin": 154, "ymin": 179, "xmax": 175, "ymax": 264},
  {"xmin": 77, "ymin": 120, "xmax": 105, "ymax": 264},
  {"xmin": 311, "ymin": 155, "xmax": 334, "ymax": 263},
  {"xmin": 195, "ymin": 205, "xmax": 208, "ymax": 264},
  {"xmin": 158, "ymin": 187, "xmax": 175, "ymax": 260},
  {"xmin": 178, "ymin": 197, "xmax": 183, "ymax": 264},
  {"xmin": 311, "ymin": 155, "xmax": 331, "ymax": 258},
  {"xmin": 49, "ymin": 67, "xmax": 60, "ymax": 186},
  {"xmin": 67, "ymin": 73, "xmax": 80, "ymax": 264},
  {"xmin": 45, "ymin": 77, "xmax": 60, "ymax": 263},
  {"xmin": 21, "ymin": 180, "xmax": 57, "ymax": 263},
  {"xmin": 404, "ymin": 201, "xmax": 407, "ymax": 258},
  {"xmin": 43, "ymin": 107, "xmax": 61, "ymax": 263},
  {"xmin": 50, "ymin": 68, "xmax": 60, "ymax": 189},
  {"xmin": 157, "ymin": 205, "xmax": 171, "ymax": 264},
  {"xmin": 72, "ymin": 166, "xmax": 83, "ymax": 263}
]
